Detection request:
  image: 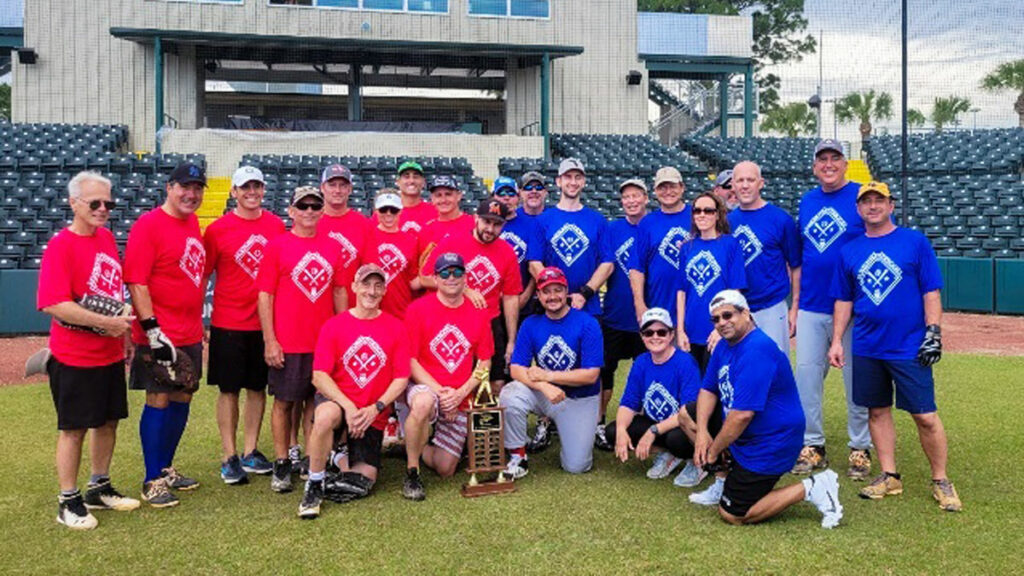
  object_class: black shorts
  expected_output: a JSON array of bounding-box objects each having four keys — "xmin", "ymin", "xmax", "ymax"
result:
[
  {"xmin": 313, "ymin": 393, "xmax": 384, "ymax": 470},
  {"xmin": 689, "ymin": 344, "xmax": 711, "ymax": 375},
  {"xmin": 48, "ymin": 357, "xmax": 129, "ymax": 430},
  {"xmin": 490, "ymin": 315, "xmax": 509, "ymax": 382},
  {"xmin": 600, "ymin": 324, "xmax": 646, "ymax": 390},
  {"xmin": 207, "ymin": 327, "xmax": 268, "ymax": 393},
  {"xmin": 684, "ymin": 399, "xmax": 724, "ymax": 436},
  {"xmin": 129, "ymin": 342, "xmax": 204, "ymax": 394},
  {"xmin": 268, "ymin": 353, "xmax": 314, "ymax": 403},
  {"xmin": 720, "ymin": 461, "xmax": 782, "ymax": 518}
]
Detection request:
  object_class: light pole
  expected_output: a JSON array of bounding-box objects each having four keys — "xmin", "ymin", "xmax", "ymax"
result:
[{"xmin": 970, "ymin": 107, "xmax": 980, "ymax": 132}]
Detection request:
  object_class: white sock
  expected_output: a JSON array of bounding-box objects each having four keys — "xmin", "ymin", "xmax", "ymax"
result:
[{"xmin": 308, "ymin": 470, "xmax": 325, "ymax": 483}]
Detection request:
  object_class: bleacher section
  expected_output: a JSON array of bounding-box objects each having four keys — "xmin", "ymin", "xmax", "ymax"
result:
[
  {"xmin": 865, "ymin": 129, "xmax": 1024, "ymax": 177},
  {"xmin": 0, "ymin": 121, "xmax": 129, "ymax": 172}
]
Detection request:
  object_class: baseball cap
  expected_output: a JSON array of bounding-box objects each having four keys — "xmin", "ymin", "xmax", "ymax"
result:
[
  {"xmin": 433, "ymin": 252, "xmax": 465, "ymax": 274},
  {"xmin": 557, "ymin": 158, "xmax": 586, "ymax": 177},
  {"xmin": 429, "ymin": 174, "xmax": 459, "ymax": 191},
  {"xmin": 814, "ymin": 138, "xmax": 846, "ymax": 158},
  {"xmin": 232, "ymin": 165, "xmax": 265, "ymax": 188},
  {"xmin": 715, "ymin": 169, "xmax": 733, "ymax": 187},
  {"xmin": 618, "ymin": 178, "xmax": 648, "ymax": 194},
  {"xmin": 653, "ymin": 166, "xmax": 683, "ymax": 188},
  {"xmin": 291, "ymin": 185, "xmax": 323, "ymax": 206},
  {"xmin": 354, "ymin": 263, "xmax": 386, "ymax": 284},
  {"xmin": 168, "ymin": 162, "xmax": 206, "ymax": 186},
  {"xmin": 492, "ymin": 176, "xmax": 517, "ymax": 195},
  {"xmin": 476, "ymin": 199, "xmax": 510, "ymax": 222},
  {"xmin": 535, "ymin": 266, "xmax": 568, "ymax": 290},
  {"xmin": 397, "ymin": 160, "xmax": 424, "ymax": 176},
  {"xmin": 857, "ymin": 181, "xmax": 892, "ymax": 200},
  {"xmin": 709, "ymin": 289, "xmax": 749, "ymax": 315},
  {"xmin": 640, "ymin": 307, "xmax": 674, "ymax": 330},
  {"xmin": 321, "ymin": 164, "xmax": 352, "ymax": 184},
  {"xmin": 374, "ymin": 191, "xmax": 403, "ymax": 211},
  {"xmin": 520, "ymin": 171, "xmax": 546, "ymax": 187}
]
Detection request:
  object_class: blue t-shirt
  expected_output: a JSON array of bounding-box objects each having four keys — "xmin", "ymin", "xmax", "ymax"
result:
[
  {"xmin": 798, "ymin": 181, "xmax": 864, "ymax": 314},
  {"xmin": 604, "ymin": 217, "xmax": 641, "ymax": 332},
  {"xmin": 831, "ymin": 227, "xmax": 943, "ymax": 360},
  {"xmin": 628, "ymin": 207, "xmax": 692, "ymax": 319},
  {"xmin": 679, "ymin": 235, "xmax": 748, "ymax": 345},
  {"xmin": 620, "ymin": 349, "xmax": 702, "ymax": 421},
  {"xmin": 510, "ymin": 308, "xmax": 604, "ymax": 398},
  {"xmin": 701, "ymin": 328, "xmax": 805, "ymax": 476},
  {"xmin": 536, "ymin": 206, "xmax": 613, "ymax": 316},
  {"xmin": 500, "ymin": 213, "xmax": 544, "ymax": 293},
  {"xmin": 728, "ymin": 203, "xmax": 802, "ymax": 312}
]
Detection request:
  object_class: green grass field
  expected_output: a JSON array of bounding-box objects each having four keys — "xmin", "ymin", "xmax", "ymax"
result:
[{"xmin": 2, "ymin": 353, "xmax": 1022, "ymax": 575}]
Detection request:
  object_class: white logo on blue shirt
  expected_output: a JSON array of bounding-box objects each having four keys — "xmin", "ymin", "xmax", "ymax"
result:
[
  {"xmin": 614, "ymin": 237, "xmax": 634, "ymax": 275},
  {"xmin": 538, "ymin": 335, "xmax": 577, "ymax": 371},
  {"xmin": 685, "ymin": 250, "xmax": 722, "ymax": 297},
  {"xmin": 804, "ymin": 207, "xmax": 847, "ymax": 253},
  {"xmin": 657, "ymin": 226, "xmax": 691, "ymax": 270},
  {"xmin": 718, "ymin": 365, "xmax": 733, "ymax": 414},
  {"xmin": 733, "ymin": 225, "xmax": 763, "ymax": 266},
  {"xmin": 643, "ymin": 382, "xmax": 680, "ymax": 421},
  {"xmin": 857, "ymin": 252, "xmax": 904, "ymax": 306},
  {"xmin": 500, "ymin": 231, "xmax": 527, "ymax": 263},
  {"xmin": 551, "ymin": 223, "xmax": 590, "ymax": 267}
]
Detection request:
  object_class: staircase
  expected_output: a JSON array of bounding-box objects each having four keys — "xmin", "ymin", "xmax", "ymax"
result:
[
  {"xmin": 198, "ymin": 177, "xmax": 231, "ymax": 232},
  {"xmin": 846, "ymin": 159, "xmax": 872, "ymax": 184}
]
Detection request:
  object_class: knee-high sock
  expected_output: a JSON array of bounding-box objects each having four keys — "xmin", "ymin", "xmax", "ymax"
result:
[
  {"xmin": 140, "ymin": 405, "xmax": 169, "ymax": 483},
  {"xmin": 163, "ymin": 401, "xmax": 191, "ymax": 470}
]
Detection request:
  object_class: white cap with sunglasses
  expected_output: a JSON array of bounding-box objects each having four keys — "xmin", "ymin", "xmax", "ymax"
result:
[
  {"xmin": 374, "ymin": 192, "xmax": 403, "ymax": 211},
  {"xmin": 640, "ymin": 307, "xmax": 674, "ymax": 330},
  {"xmin": 709, "ymin": 289, "xmax": 749, "ymax": 315}
]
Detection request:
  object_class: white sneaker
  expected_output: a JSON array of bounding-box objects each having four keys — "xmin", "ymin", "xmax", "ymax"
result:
[
  {"xmin": 504, "ymin": 453, "xmax": 529, "ymax": 480},
  {"xmin": 688, "ymin": 476, "xmax": 725, "ymax": 506},
  {"xmin": 646, "ymin": 452, "xmax": 682, "ymax": 479},
  {"xmin": 805, "ymin": 469, "xmax": 843, "ymax": 529},
  {"xmin": 672, "ymin": 460, "xmax": 708, "ymax": 488},
  {"xmin": 57, "ymin": 493, "xmax": 98, "ymax": 530}
]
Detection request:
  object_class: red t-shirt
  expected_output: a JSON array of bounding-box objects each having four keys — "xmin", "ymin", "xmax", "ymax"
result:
[
  {"xmin": 313, "ymin": 310, "xmax": 411, "ymax": 430},
  {"xmin": 124, "ymin": 208, "xmax": 206, "ymax": 346},
  {"xmin": 256, "ymin": 232, "xmax": 349, "ymax": 353},
  {"xmin": 405, "ymin": 295, "xmax": 494, "ymax": 409},
  {"xmin": 422, "ymin": 230, "xmax": 523, "ymax": 319},
  {"xmin": 359, "ymin": 226, "xmax": 420, "ymax": 320},
  {"xmin": 37, "ymin": 227, "xmax": 126, "ymax": 367},
  {"xmin": 417, "ymin": 214, "xmax": 475, "ymax": 263},
  {"xmin": 203, "ymin": 210, "xmax": 286, "ymax": 331},
  {"xmin": 371, "ymin": 200, "xmax": 438, "ymax": 234},
  {"xmin": 318, "ymin": 210, "xmax": 371, "ymax": 303}
]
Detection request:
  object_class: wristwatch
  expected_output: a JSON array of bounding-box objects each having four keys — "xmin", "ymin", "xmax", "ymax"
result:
[
  {"xmin": 648, "ymin": 424, "xmax": 659, "ymax": 437},
  {"xmin": 374, "ymin": 401, "xmax": 386, "ymax": 413}
]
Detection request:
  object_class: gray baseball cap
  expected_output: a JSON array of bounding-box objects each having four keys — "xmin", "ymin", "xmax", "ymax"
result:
[
  {"xmin": 557, "ymin": 158, "xmax": 586, "ymax": 177},
  {"xmin": 618, "ymin": 178, "xmax": 648, "ymax": 194},
  {"xmin": 814, "ymin": 138, "xmax": 846, "ymax": 158},
  {"xmin": 715, "ymin": 169, "xmax": 733, "ymax": 187}
]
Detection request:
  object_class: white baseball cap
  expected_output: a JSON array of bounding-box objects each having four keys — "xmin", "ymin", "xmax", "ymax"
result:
[
  {"xmin": 374, "ymin": 192, "xmax": 403, "ymax": 211},
  {"xmin": 709, "ymin": 289, "xmax": 749, "ymax": 315},
  {"xmin": 640, "ymin": 307, "xmax": 674, "ymax": 330},
  {"xmin": 232, "ymin": 165, "xmax": 265, "ymax": 188}
]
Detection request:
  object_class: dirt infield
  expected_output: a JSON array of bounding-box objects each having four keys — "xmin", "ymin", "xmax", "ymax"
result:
[{"xmin": 1, "ymin": 312, "xmax": 1020, "ymax": 387}]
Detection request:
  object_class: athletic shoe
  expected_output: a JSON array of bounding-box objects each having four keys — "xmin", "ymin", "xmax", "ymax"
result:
[
  {"xmin": 526, "ymin": 419, "xmax": 552, "ymax": 454},
  {"xmin": 271, "ymin": 459, "xmax": 294, "ymax": 493},
  {"xmin": 141, "ymin": 478, "xmax": 179, "ymax": 508},
  {"xmin": 298, "ymin": 480, "xmax": 324, "ymax": 519},
  {"xmin": 805, "ymin": 469, "xmax": 843, "ymax": 529},
  {"xmin": 503, "ymin": 453, "xmax": 529, "ymax": 480},
  {"xmin": 402, "ymin": 468, "xmax": 426, "ymax": 502},
  {"xmin": 327, "ymin": 471, "xmax": 373, "ymax": 498},
  {"xmin": 688, "ymin": 477, "xmax": 725, "ymax": 506},
  {"xmin": 859, "ymin": 472, "xmax": 903, "ymax": 500},
  {"xmin": 240, "ymin": 450, "xmax": 274, "ymax": 475},
  {"xmin": 791, "ymin": 445, "xmax": 828, "ymax": 475},
  {"xmin": 847, "ymin": 449, "xmax": 872, "ymax": 481},
  {"xmin": 382, "ymin": 417, "xmax": 402, "ymax": 450},
  {"xmin": 672, "ymin": 460, "xmax": 708, "ymax": 488},
  {"xmin": 932, "ymin": 479, "xmax": 962, "ymax": 512},
  {"xmin": 593, "ymin": 424, "xmax": 613, "ymax": 452},
  {"xmin": 57, "ymin": 492, "xmax": 98, "ymax": 530},
  {"xmin": 220, "ymin": 455, "xmax": 249, "ymax": 485},
  {"xmin": 84, "ymin": 480, "xmax": 141, "ymax": 511},
  {"xmin": 161, "ymin": 467, "xmax": 199, "ymax": 491},
  {"xmin": 646, "ymin": 452, "xmax": 683, "ymax": 480},
  {"xmin": 288, "ymin": 444, "xmax": 302, "ymax": 469},
  {"xmin": 297, "ymin": 456, "xmax": 310, "ymax": 480}
]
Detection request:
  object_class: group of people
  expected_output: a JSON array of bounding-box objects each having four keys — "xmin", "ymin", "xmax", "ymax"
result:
[{"xmin": 38, "ymin": 137, "xmax": 962, "ymax": 531}]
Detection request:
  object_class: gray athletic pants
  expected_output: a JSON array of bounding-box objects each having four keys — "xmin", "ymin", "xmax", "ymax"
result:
[
  {"xmin": 752, "ymin": 299, "xmax": 790, "ymax": 354},
  {"xmin": 499, "ymin": 381, "xmax": 599, "ymax": 474}
]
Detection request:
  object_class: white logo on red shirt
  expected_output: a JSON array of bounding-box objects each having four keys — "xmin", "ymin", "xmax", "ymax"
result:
[
  {"xmin": 328, "ymin": 232, "xmax": 359, "ymax": 268},
  {"xmin": 233, "ymin": 234, "xmax": 268, "ymax": 280},
  {"xmin": 401, "ymin": 221, "xmax": 422, "ymax": 234},
  {"xmin": 343, "ymin": 336, "xmax": 387, "ymax": 388},
  {"xmin": 179, "ymin": 237, "xmax": 206, "ymax": 288},
  {"xmin": 87, "ymin": 253, "xmax": 123, "ymax": 300},
  {"xmin": 429, "ymin": 323, "xmax": 471, "ymax": 374},
  {"xmin": 377, "ymin": 243, "xmax": 407, "ymax": 286},
  {"xmin": 290, "ymin": 251, "xmax": 334, "ymax": 303},
  {"xmin": 465, "ymin": 255, "xmax": 500, "ymax": 296}
]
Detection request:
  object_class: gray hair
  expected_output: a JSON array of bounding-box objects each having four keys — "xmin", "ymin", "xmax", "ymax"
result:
[{"xmin": 68, "ymin": 170, "xmax": 112, "ymax": 199}]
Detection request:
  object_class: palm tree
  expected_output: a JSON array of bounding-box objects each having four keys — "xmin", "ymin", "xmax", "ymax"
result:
[
  {"xmin": 930, "ymin": 96, "xmax": 972, "ymax": 133},
  {"xmin": 980, "ymin": 59, "xmax": 1024, "ymax": 127},
  {"xmin": 907, "ymin": 108, "xmax": 927, "ymax": 130},
  {"xmin": 759, "ymin": 102, "xmax": 817, "ymax": 138},
  {"xmin": 835, "ymin": 90, "xmax": 893, "ymax": 140}
]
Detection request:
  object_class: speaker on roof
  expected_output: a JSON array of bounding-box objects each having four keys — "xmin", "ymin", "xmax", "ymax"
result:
[
  {"xmin": 17, "ymin": 48, "xmax": 37, "ymax": 65},
  {"xmin": 626, "ymin": 70, "xmax": 642, "ymax": 86}
]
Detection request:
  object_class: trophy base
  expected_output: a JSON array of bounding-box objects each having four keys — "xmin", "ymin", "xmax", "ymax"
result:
[{"xmin": 460, "ymin": 480, "xmax": 516, "ymax": 498}]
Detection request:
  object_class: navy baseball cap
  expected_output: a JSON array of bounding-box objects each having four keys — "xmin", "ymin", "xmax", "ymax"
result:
[
  {"xmin": 321, "ymin": 164, "xmax": 352, "ymax": 184},
  {"xmin": 433, "ymin": 252, "xmax": 465, "ymax": 274},
  {"xmin": 429, "ymin": 174, "xmax": 459, "ymax": 191},
  {"xmin": 168, "ymin": 162, "xmax": 206, "ymax": 186}
]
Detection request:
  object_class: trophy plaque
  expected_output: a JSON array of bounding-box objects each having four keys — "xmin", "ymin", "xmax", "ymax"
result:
[{"xmin": 461, "ymin": 380, "xmax": 516, "ymax": 497}]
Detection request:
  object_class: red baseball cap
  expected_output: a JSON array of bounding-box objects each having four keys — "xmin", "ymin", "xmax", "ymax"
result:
[{"xmin": 536, "ymin": 266, "xmax": 568, "ymax": 290}]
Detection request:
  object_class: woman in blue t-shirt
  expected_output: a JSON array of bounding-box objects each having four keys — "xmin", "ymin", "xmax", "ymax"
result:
[{"xmin": 675, "ymin": 193, "xmax": 747, "ymax": 372}]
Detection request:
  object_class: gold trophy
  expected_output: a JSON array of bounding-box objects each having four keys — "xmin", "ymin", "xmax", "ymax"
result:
[{"xmin": 461, "ymin": 378, "xmax": 516, "ymax": 497}]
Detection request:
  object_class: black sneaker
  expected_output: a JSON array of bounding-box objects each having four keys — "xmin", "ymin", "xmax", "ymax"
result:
[
  {"xmin": 402, "ymin": 468, "xmax": 426, "ymax": 501},
  {"xmin": 297, "ymin": 455, "xmax": 310, "ymax": 480},
  {"xmin": 298, "ymin": 480, "xmax": 324, "ymax": 519},
  {"xmin": 84, "ymin": 480, "xmax": 141, "ymax": 511},
  {"xmin": 141, "ymin": 478, "xmax": 179, "ymax": 508},
  {"xmin": 594, "ymin": 423, "xmax": 613, "ymax": 452},
  {"xmin": 526, "ymin": 418, "xmax": 552, "ymax": 454},
  {"xmin": 57, "ymin": 492, "xmax": 98, "ymax": 530},
  {"xmin": 271, "ymin": 459, "xmax": 294, "ymax": 493},
  {"xmin": 326, "ymin": 471, "xmax": 373, "ymax": 498},
  {"xmin": 220, "ymin": 455, "xmax": 249, "ymax": 486}
]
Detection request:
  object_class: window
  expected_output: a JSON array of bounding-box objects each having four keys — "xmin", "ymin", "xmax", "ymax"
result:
[
  {"xmin": 468, "ymin": 0, "xmax": 548, "ymax": 18},
  {"xmin": 270, "ymin": 0, "xmax": 447, "ymax": 12}
]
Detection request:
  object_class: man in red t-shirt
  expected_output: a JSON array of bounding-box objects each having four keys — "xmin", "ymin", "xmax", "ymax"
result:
[
  {"xmin": 38, "ymin": 171, "xmax": 140, "ymax": 529},
  {"xmin": 360, "ymin": 189, "xmax": 421, "ymax": 320},
  {"xmin": 417, "ymin": 175, "xmax": 474, "ymax": 266},
  {"xmin": 317, "ymin": 164, "xmax": 369, "ymax": 304},
  {"xmin": 298, "ymin": 264, "xmax": 410, "ymax": 519},
  {"xmin": 124, "ymin": 162, "xmax": 208, "ymax": 508},
  {"xmin": 421, "ymin": 200, "xmax": 522, "ymax": 392},
  {"xmin": 370, "ymin": 160, "xmax": 438, "ymax": 234},
  {"xmin": 257, "ymin": 186, "xmax": 349, "ymax": 494},
  {"xmin": 400, "ymin": 253, "xmax": 494, "ymax": 501},
  {"xmin": 203, "ymin": 165, "xmax": 285, "ymax": 485}
]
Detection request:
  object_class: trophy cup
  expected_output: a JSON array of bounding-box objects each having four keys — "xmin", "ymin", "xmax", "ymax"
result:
[{"xmin": 461, "ymin": 379, "xmax": 516, "ymax": 497}]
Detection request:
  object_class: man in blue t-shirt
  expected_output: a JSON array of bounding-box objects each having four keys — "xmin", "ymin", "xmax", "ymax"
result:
[
  {"xmin": 793, "ymin": 139, "xmax": 873, "ymax": 481},
  {"xmin": 686, "ymin": 290, "xmax": 843, "ymax": 529},
  {"xmin": 494, "ymin": 176, "xmax": 544, "ymax": 311},
  {"xmin": 500, "ymin": 267, "xmax": 604, "ymax": 478},
  {"xmin": 829, "ymin": 181, "xmax": 961, "ymax": 512},
  {"xmin": 727, "ymin": 161, "xmax": 802, "ymax": 353}
]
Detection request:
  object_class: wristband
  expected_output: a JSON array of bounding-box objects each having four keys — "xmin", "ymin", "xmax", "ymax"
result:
[
  {"xmin": 374, "ymin": 400, "xmax": 386, "ymax": 413},
  {"xmin": 140, "ymin": 317, "xmax": 160, "ymax": 331},
  {"xmin": 579, "ymin": 285, "xmax": 595, "ymax": 300},
  {"xmin": 648, "ymin": 424, "xmax": 659, "ymax": 437}
]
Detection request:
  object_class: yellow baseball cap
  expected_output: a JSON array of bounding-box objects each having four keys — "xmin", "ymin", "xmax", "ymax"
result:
[{"xmin": 857, "ymin": 181, "xmax": 891, "ymax": 200}]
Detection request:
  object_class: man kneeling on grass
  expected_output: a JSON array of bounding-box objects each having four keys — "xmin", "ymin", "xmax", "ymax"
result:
[
  {"xmin": 298, "ymin": 264, "xmax": 410, "ymax": 519},
  {"xmin": 688, "ymin": 290, "xmax": 843, "ymax": 529}
]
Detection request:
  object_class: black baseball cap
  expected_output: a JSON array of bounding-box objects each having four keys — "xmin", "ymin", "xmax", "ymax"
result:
[
  {"xmin": 168, "ymin": 162, "xmax": 207, "ymax": 186},
  {"xmin": 429, "ymin": 174, "xmax": 459, "ymax": 191},
  {"xmin": 476, "ymin": 199, "xmax": 511, "ymax": 222},
  {"xmin": 433, "ymin": 252, "xmax": 465, "ymax": 274}
]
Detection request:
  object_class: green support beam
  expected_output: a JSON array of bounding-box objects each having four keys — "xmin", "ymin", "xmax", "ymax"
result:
[
  {"xmin": 348, "ymin": 64, "xmax": 363, "ymax": 122},
  {"xmin": 541, "ymin": 52, "xmax": 551, "ymax": 161},
  {"xmin": 718, "ymin": 74, "xmax": 729, "ymax": 139},
  {"xmin": 154, "ymin": 36, "xmax": 163, "ymax": 153},
  {"xmin": 744, "ymin": 63, "xmax": 754, "ymax": 138}
]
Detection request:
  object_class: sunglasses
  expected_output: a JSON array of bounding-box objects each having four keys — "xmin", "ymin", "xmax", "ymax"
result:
[
  {"xmin": 84, "ymin": 199, "xmax": 117, "ymax": 211},
  {"xmin": 294, "ymin": 202, "xmax": 324, "ymax": 212},
  {"xmin": 495, "ymin": 189, "xmax": 518, "ymax": 198},
  {"xmin": 523, "ymin": 184, "xmax": 545, "ymax": 191},
  {"xmin": 711, "ymin": 311, "xmax": 736, "ymax": 324},
  {"xmin": 437, "ymin": 268, "xmax": 465, "ymax": 279},
  {"xmin": 641, "ymin": 328, "xmax": 671, "ymax": 338},
  {"xmin": 693, "ymin": 207, "xmax": 718, "ymax": 215},
  {"xmin": 378, "ymin": 206, "xmax": 400, "ymax": 215},
  {"xmin": 720, "ymin": 184, "xmax": 732, "ymax": 190}
]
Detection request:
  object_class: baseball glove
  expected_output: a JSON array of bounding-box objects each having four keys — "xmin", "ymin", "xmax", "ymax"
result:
[
  {"xmin": 58, "ymin": 294, "xmax": 132, "ymax": 335},
  {"xmin": 138, "ymin": 346, "xmax": 199, "ymax": 392}
]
